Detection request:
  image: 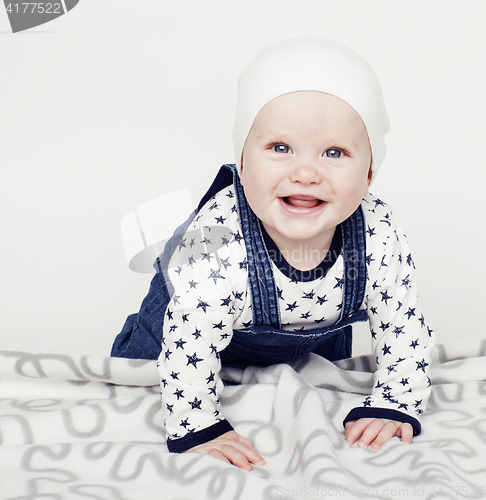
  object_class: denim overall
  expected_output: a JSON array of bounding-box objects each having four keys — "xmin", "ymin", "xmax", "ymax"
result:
[{"xmin": 111, "ymin": 164, "xmax": 368, "ymax": 364}]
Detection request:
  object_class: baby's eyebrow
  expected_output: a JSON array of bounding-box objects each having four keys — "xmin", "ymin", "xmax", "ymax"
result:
[{"xmin": 257, "ymin": 132, "xmax": 286, "ymax": 140}]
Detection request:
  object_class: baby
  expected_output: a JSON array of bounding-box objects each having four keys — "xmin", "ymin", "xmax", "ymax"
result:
[{"xmin": 112, "ymin": 38, "xmax": 434, "ymax": 471}]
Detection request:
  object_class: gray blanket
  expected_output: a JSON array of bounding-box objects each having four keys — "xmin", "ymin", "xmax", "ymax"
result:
[{"xmin": 1, "ymin": 341, "xmax": 486, "ymax": 499}]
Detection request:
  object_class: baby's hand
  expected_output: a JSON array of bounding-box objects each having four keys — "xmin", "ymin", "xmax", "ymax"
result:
[
  {"xmin": 183, "ymin": 431, "xmax": 266, "ymax": 471},
  {"xmin": 344, "ymin": 418, "xmax": 413, "ymax": 450}
]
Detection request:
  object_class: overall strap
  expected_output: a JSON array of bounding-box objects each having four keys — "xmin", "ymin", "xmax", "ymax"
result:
[
  {"xmin": 197, "ymin": 165, "xmax": 234, "ymax": 211},
  {"xmin": 339, "ymin": 205, "xmax": 367, "ymax": 320},
  {"xmin": 229, "ymin": 164, "xmax": 281, "ymax": 328}
]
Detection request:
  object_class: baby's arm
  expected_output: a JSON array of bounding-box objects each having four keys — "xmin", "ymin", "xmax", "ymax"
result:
[
  {"xmin": 159, "ymin": 289, "xmax": 265, "ymax": 468},
  {"xmin": 157, "ymin": 190, "xmax": 258, "ymax": 458},
  {"xmin": 158, "ymin": 294, "xmax": 234, "ymax": 452},
  {"xmin": 343, "ymin": 199, "xmax": 434, "ymax": 447}
]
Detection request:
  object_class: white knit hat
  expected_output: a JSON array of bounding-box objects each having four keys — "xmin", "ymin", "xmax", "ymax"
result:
[{"xmin": 232, "ymin": 38, "xmax": 390, "ymax": 183}]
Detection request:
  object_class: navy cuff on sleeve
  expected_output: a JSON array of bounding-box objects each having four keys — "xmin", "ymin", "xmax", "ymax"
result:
[
  {"xmin": 167, "ymin": 419, "xmax": 234, "ymax": 453},
  {"xmin": 343, "ymin": 407, "xmax": 421, "ymax": 436}
]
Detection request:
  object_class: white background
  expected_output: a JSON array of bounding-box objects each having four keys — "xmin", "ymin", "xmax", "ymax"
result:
[{"xmin": 1, "ymin": 1, "xmax": 485, "ymax": 356}]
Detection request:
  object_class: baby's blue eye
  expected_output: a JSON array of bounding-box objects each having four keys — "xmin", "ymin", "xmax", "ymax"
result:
[
  {"xmin": 273, "ymin": 144, "xmax": 291, "ymax": 154},
  {"xmin": 325, "ymin": 148, "xmax": 342, "ymax": 158}
]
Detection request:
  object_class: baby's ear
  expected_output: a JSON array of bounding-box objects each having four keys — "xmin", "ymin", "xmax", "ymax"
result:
[
  {"xmin": 366, "ymin": 160, "xmax": 375, "ymax": 185},
  {"xmin": 239, "ymin": 156, "xmax": 244, "ymax": 183},
  {"xmin": 367, "ymin": 167, "xmax": 373, "ymax": 185},
  {"xmin": 363, "ymin": 166, "xmax": 373, "ymax": 196}
]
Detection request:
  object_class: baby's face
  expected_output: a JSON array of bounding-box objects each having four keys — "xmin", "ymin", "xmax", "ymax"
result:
[{"xmin": 240, "ymin": 91, "xmax": 372, "ymax": 252}]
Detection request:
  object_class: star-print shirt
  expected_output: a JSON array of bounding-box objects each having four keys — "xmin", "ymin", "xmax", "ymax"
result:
[{"xmin": 157, "ymin": 186, "xmax": 434, "ymax": 451}]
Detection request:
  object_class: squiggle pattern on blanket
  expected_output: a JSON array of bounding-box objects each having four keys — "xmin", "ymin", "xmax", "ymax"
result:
[{"xmin": 1, "ymin": 342, "xmax": 486, "ymax": 500}]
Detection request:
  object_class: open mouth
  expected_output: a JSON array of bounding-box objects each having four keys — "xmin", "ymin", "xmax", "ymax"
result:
[{"xmin": 282, "ymin": 196, "xmax": 324, "ymax": 209}]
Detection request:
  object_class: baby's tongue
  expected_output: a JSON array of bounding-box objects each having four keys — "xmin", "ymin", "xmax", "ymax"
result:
[{"xmin": 287, "ymin": 196, "xmax": 320, "ymax": 208}]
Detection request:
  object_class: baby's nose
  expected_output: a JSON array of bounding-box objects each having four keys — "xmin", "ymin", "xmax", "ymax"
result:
[{"xmin": 289, "ymin": 163, "xmax": 323, "ymax": 185}]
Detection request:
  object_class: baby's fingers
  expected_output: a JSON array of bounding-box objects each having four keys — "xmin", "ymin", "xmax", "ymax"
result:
[
  {"xmin": 223, "ymin": 443, "xmax": 265, "ymax": 470},
  {"xmin": 345, "ymin": 419, "xmax": 413, "ymax": 450},
  {"xmin": 236, "ymin": 435, "xmax": 266, "ymax": 466},
  {"xmin": 185, "ymin": 431, "xmax": 266, "ymax": 470},
  {"xmin": 364, "ymin": 420, "xmax": 400, "ymax": 450},
  {"xmin": 344, "ymin": 418, "xmax": 370, "ymax": 445},
  {"xmin": 205, "ymin": 448, "xmax": 232, "ymax": 466},
  {"xmin": 395, "ymin": 423, "xmax": 413, "ymax": 444}
]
